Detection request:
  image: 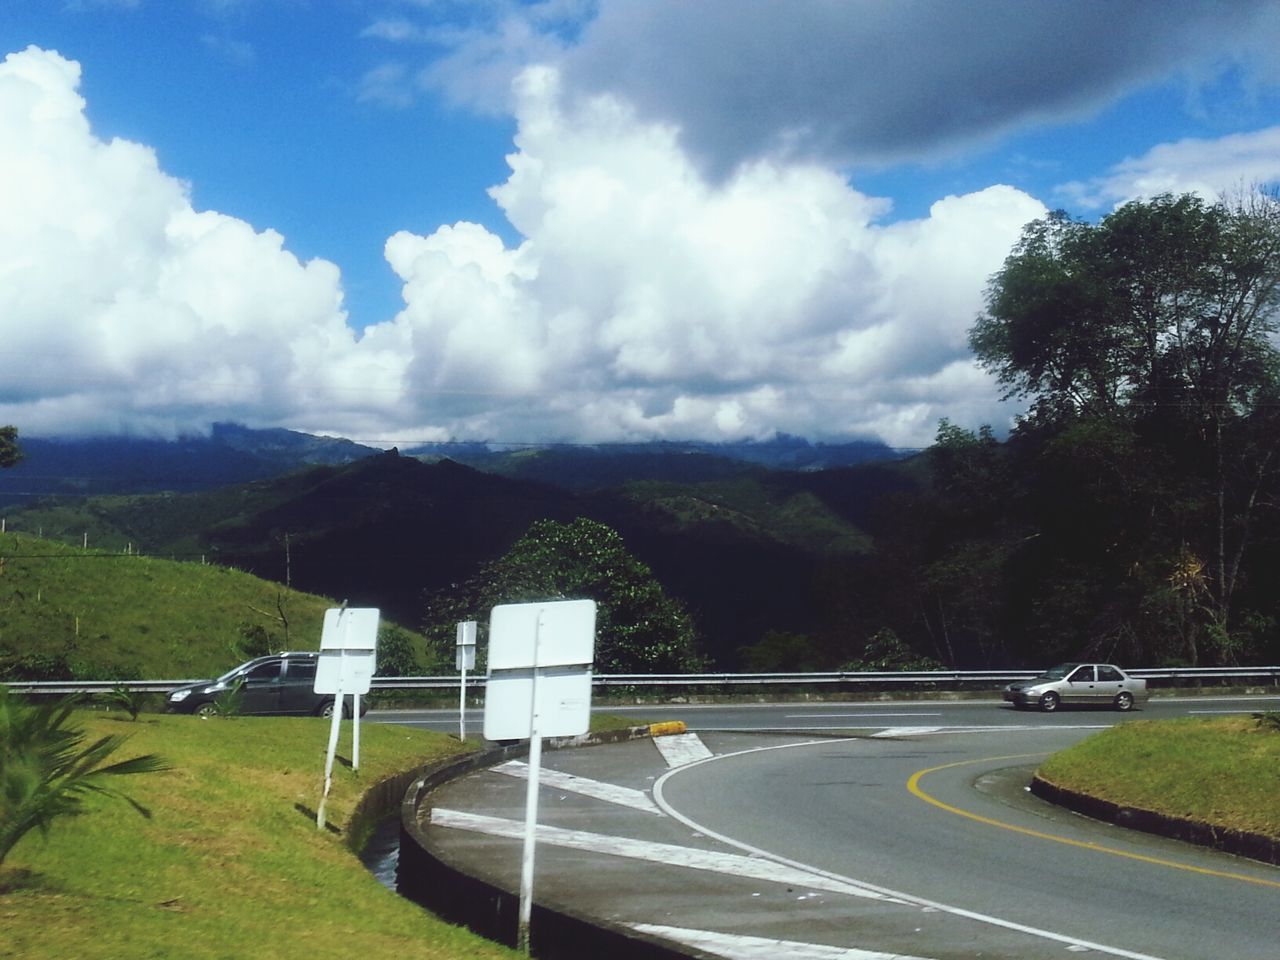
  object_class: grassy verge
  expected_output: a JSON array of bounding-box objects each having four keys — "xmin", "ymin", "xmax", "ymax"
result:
[
  {"xmin": 1037, "ymin": 717, "xmax": 1280, "ymax": 839},
  {"xmin": 1, "ymin": 712, "xmax": 521, "ymax": 960}
]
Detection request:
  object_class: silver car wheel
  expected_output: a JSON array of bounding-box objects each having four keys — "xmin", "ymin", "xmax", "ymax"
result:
[
  {"xmin": 195, "ymin": 702, "xmax": 218, "ymax": 718},
  {"xmin": 1114, "ymin": 691, "xmax": 1134, "ymax": 711},
  {"xmin": 1039, "ymin": 691, "xmax": 1060, "ymax": 713}
]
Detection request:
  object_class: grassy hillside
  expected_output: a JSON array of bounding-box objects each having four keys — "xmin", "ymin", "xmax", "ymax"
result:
[
  {"xmin": 0, "ymin": 531, "xmax": 420, "ymax": 680},
  {"xmin": 1, "ymin": 713, "xmax": 518, "ymax": 960}
]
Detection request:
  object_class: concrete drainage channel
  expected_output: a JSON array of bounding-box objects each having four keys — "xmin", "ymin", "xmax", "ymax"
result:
[{"xmin": 362, "ymin": 723, "xmax": 697, "ymax": 960}]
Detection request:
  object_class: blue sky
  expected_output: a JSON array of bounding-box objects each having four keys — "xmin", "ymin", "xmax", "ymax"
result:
[{"xmin": 3, "ymin": 1, "xmax": 1279, "ymax": 448}]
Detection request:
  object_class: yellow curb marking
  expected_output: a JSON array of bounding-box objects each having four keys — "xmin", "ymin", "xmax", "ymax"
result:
[
  {"xmin": 907, "ymin": 753, "xmax": 1280, "ymax": 890},
  {"xmin": 649, "ymin": 720, "xmax": 688, "ymax": 737}
]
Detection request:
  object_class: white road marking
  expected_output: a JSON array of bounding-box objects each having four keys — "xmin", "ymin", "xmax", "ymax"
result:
[
  {"xmin": 872, "ymin": 726, "xmax": 943, "ymax": 737},
  {"xmin": 630, "ymin": 924, "xmax": 936, "ymax": 960},
  {"xmin": 429, "ymin": 808, "xmax": 905, "ymax": 902},
  {"xmin": 652, "ymin": 738, "xmax": 1169, "ymax": 960},
  {"xmin": 492, "ymin": 760, "xmax": 661, "ymax": 814},
  {"xmin": 655, "ymin": 731, "xmax": 714, "ymax": 767},
  {"xmin": 786, "ymin": 713, "xmax": 941, "ymax": 719}
]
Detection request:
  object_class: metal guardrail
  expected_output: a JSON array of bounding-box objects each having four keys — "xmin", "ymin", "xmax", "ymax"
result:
[{"xmin": 5, "ymin": 666, "xmax": 1279, "ymax": 697}]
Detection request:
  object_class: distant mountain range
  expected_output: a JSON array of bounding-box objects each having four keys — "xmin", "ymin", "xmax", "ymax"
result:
[
  {"xmin": 0, "ymin": 425, "xmax": 918, "ymax": 667},
  {"xmin": 0, "ymin": 424, "xmax": 906, "ymax": 509}
]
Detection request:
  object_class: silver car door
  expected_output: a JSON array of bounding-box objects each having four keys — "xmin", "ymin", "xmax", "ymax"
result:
[{"xmin": 1064, "ymin": 664, "xmax": 1096, "ymax": 703}]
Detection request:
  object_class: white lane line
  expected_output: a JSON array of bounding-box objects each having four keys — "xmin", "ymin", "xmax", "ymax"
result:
[
  {"xmin": 652, "ymin": 738, "xmax": 1168, "ymax": 960},
  {"xmin": 630, "ymin": 924, "xmax": 936, "ymax": 960},
  {"xmin": 655, "ymin": 731, "xmax": 714, "ymax": 767},
  {"xmin": 787, "ymin": 713, "xmax": 941, "ymax": 719},
  {"xmin": 429, "ymin": 808, "xmax": 904, "ymax": 902},
  {"xmin": 492, "ymin": 760, "xmax": 661, "ymax": 815}
]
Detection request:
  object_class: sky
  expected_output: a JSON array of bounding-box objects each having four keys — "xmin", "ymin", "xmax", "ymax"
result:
[{"xmin": 2, "ymin": 1, "xmax": 1280, "ymax": 451}]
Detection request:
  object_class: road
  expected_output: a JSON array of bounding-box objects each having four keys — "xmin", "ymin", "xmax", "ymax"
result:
[{"xmin": 385, "ymin": 695, "xmax": 1280, "ymax": 960}]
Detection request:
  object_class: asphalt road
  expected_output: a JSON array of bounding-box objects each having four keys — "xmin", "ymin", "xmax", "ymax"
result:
[{"xmin": 386, "ymin": 695, "xmax": 1280, "ymax": 960}]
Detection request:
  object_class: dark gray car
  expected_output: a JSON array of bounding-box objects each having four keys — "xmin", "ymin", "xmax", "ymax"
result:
[{"xmin": 164, "ymin": 652, "xmax": 364, "ymax": 718}]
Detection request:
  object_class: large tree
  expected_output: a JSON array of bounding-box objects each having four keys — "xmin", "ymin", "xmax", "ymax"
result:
[
  {"xmin": 970, "ymin": 191, "xmax": 1280, "ymax": 662},
  {"xmin": 423, "ymin": 517, "xmax": 707, "ymax": 673}
]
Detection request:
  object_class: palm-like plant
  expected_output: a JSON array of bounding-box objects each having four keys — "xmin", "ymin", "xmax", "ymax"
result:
[{"xmin": 0, "ymin": 686, "xmax": 170, "ymax": 868}]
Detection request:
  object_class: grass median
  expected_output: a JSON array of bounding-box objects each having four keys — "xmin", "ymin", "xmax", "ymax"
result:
[
  {"xmin": 1037, "ymin": 716, "xmax": 1280, "ymax": 840},
  {"xmin": 1, "ymin": 710, "xmax": 523, "ymax": 960}
]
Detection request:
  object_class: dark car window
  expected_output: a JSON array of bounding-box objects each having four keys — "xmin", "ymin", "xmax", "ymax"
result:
[
  {"xmin": 1067, "ymin": 665, "xmax": 1095, "ymax": 682},
  {"xmin": 284, "ymin": 659, "xmax": 317, "ymax": 681},
  {"xmin": 244, "ymin": 660, "xmax": 282, "ymax": 683},
  {"xmin": 1097, "ymin": 665, "xmax": 1122, "ymax": 682}
]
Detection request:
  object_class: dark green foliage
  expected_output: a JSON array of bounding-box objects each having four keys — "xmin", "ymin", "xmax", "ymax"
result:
[
  {"xmin": 376, "ymin": 625, "xmax": 422, "ymax": 677},
  {"xmin": 98, "ymin": 685, "xmax": 148, "ymax": 721},
  {"xmin": 1253, "ymin": 712, "xmax": 1280, "ymax": 732},
  {"xmin": 425, "ymin": 518, "xmax": 707, "ymax": 674},
  {"xmin": 0, "ymin": 687, "xmax": 169, "ymax": 867},
  {"xmin": 0, "ymin": 427, "xmax": 20, "ymax": 470},
  {"xmin": 841, "ymin": 628, "xmax": 945, "ymax": 672}
]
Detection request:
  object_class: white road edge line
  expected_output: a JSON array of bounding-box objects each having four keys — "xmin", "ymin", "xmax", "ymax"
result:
[
  {"xmin": 492, "ymin": 760, "xmax": 662, "ymax": 814},
  {"xmin": 651, "ymin": 738, "xmax": 1168, "ymax": 960},
  {"xmin": 629, "ymin": 923, "xmax": 937, "ymax": 960},
  {"xmin": 429, "ymin": 808, "xmax": 904, "ymax": 902}
]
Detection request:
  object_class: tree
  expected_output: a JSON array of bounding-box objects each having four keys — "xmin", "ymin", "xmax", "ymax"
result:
[
  {"xmin": 424, "ymin": 518, "xmax": 706, "ymax": 673},
  {"xmin": 1, "ymin": 687, "xmax": 169, "ymax": 868},
  {"xmin": 0, "ymin": 426, "xmax": 19, "ymax": 469},
  {"xmin": 971, "ymin": 191, "xmax": 1280, "ymax": 661}
]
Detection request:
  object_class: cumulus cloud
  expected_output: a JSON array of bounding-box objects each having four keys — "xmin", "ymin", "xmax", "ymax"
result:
[
  {"xmin": 369, "ymin": 66, "xmax": 1046, "ymax": 446},
  {"xmin": 0, "ymin": 45, "xmax": 1048, "ymax": 448},
  {"xmin": 1056, "ymin": 126, "xmax": 1280, "ymax": 208},
  {"xmin": 0, "ymin": 46, "xmax": 389, "ymax": 439}
]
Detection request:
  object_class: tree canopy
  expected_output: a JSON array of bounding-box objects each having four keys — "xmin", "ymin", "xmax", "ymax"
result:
[
  {"xmin": 957, "ymin": 190, "xmax": 1280, "ymax": 664},
  {"xmin": 423, "ymin": 517, "xmax": 707, "ymax": 673},
  {"xmin": 0, "ymin": 426, "xmax": 19, "ymax": 470}
]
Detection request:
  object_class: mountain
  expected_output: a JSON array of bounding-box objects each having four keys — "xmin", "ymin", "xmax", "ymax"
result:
[
  {"xmin": 5, "ymin": 449, "xmax": 917, "ymax": 667},
  {"xmin": 0, "ymin": 422, "xmax": 381, "ymax": 511}
]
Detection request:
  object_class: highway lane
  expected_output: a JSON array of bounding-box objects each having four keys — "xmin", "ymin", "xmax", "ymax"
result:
[
  {"xmin": 373, "ymin": 691, "xmax": 1280, "ymax": 733},
  {"xmin": 654, "ymin": 728, "xmax": 1280, "ymax": 959},
  {"xmin": 401, "ymin": 696, "xmax": 1280, "ymax": 958}
]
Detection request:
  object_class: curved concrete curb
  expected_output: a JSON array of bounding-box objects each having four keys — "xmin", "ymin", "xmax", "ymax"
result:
[
  {"xmin": 1030, "ymin": 775, "xmax": 1280, "ymax": 866},
  {"xmin": 397, "ymin": 723, "xmax": 705, "ymax": 960}
]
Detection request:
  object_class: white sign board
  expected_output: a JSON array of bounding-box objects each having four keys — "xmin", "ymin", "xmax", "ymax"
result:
[
  {"xmin": 483, "ymin": 599, "xmax": 595, "ymax": 741},
  {"xmin": 315, "ymin": 607, "xmax": 379, "ymax": 696}
]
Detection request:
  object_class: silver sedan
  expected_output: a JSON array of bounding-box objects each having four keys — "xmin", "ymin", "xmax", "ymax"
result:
[{"xmin": 1002, "ymin": 662, "xmax": 1149, "ymax": 712}]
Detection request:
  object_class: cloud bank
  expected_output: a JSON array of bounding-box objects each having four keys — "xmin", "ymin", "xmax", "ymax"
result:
[{"xmin": 4, "ymin": 25, "xmax": 1277, "ymax": 449}]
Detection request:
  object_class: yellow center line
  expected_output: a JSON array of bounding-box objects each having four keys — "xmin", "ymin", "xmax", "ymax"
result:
[{"xmin": 907, "ymin": 753, "xmax": 1280, "ymax": 890}]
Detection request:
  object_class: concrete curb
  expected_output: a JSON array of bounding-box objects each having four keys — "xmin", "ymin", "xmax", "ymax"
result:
[
  {"xmin": 395, "ymin": 722, "xmax": 708, "ymax": 960},
  {"xmin": 1029, "ymin": 775, "xmax": 1280, "ymax": 866}
]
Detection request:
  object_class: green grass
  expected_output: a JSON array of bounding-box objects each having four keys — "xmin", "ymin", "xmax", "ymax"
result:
[
  {"xmin": 1, "ymin": 712, "xmax": 519, "ymax": 960},
  {"xmin": 1038, "ymin": 717, "xmax": 1280, "ymax": 839},
  {"xmin": 0, "ymin": 532, "xmax": 427, "ymax": 679}
]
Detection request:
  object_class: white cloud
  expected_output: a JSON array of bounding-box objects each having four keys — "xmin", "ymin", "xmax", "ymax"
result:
[
  {"xmin": 1056, "ymin": 126, "xmax": 1280, "ymax": 208},
  {"xmin": 369, "ymin": 66, "xmax": 1046, "ymax": 446},
  {"xmin": 0, "ymin": 46, "xmax": 1045, "ymax": 448}
]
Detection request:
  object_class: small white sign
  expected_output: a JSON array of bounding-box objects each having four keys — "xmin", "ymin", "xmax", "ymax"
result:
[
  {"xmin": 456, "ymin": 619, "xmax": 477, "ymax": 671},
  {"xmin": 484, "ymin": 666, "xmax": 593, "ymax": 740},
  {"xmin": 314, "ymin": 607, "xmax": 380, "ymax": 696}
]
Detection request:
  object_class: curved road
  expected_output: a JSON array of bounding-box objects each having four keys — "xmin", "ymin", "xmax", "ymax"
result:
[
  {"xmin": 395, "ymin": 695, "xmax": 1280, "ymax": 959},
  {"xmin": 654, "ymin": 726, "xmax": 1279, "ymax": 959}
]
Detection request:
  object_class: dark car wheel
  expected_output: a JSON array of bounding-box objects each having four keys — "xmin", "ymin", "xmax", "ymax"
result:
[
  {"xmin": 1114, "ymin": 691, "xmax": 1135, "ymax": 711},
  {"xmin": 195, "ymin": 702, "xmax": 218, "ymax": 718},
  {"xmin": 317, "ymin": 700, "xmax": 350, "ymax": 719},
  {"xmin": 1039, "ymin": 691, "xmax": 1060, "ymax": 713}
]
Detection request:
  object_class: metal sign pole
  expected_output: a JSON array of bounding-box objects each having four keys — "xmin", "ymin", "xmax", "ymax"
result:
[
  {"xmin": 352, "ymin": 693, "xmax": 361, "ymax": 770},
  {"xmin": 459, "ymin": 660, "xmax": 467, "ymax": 742},
  {"xmin": 516, "ymin": 614, "xmax": 544, "ymax": 955}
]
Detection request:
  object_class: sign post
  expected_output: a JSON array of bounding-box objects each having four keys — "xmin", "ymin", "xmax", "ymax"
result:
[
  {"xmin": 314, "ymin": 606, "xmax": 379, "ymax": 830},
  {"xmin": 455, "ymin": 620, "xmax": 477, "ymax": 741},
  {"xmin": 482, "ymin": 599, "xmax": 595, "ymax": 955}
]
